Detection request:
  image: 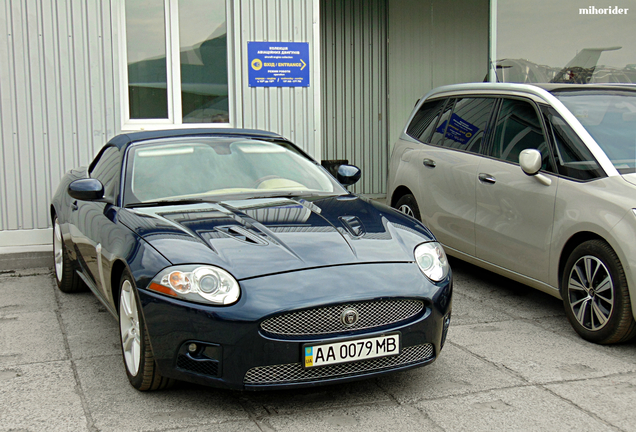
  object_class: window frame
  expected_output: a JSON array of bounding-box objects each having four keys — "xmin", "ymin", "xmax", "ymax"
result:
[
  {"xmin": 484, "ymin": 96, "xmax": 557, "ymax": 173},
  {"xmin": 118, "ymin": 0, "xmax": 235, "ymax": 131}
]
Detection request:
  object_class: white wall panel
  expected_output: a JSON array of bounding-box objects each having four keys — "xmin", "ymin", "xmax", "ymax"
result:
[
  {"xmin": 0, "ymin": 0, "xmax": 120, "ymax": 243},
  {"xmin": 321, "ymin": 0, "xmax": 388, "ymax": 196}
]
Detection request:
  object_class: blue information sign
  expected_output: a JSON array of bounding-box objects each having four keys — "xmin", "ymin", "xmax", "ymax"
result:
[{"xmin": 248, "ymin": 42, "xmax": 310, "ymax": 87}]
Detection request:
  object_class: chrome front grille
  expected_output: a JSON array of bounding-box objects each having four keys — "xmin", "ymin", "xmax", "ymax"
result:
[
  {"xmin": 260, "ymin": 299, "xmax": 424, "ymax": 337},
  {"xmin": 244, "ymin": 343, "xmax": 434, "ymax": 385}
]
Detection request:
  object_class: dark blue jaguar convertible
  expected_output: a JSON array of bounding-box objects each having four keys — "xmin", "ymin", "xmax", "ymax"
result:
[{"xmin": 51, "ymin": 128, "xmax": 452, "ymax": 391}]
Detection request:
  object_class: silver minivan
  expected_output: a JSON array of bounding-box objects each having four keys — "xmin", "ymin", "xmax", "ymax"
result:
[{"xmin": 387, "ymin": 83, "xmax": 636, "ymax": 344}]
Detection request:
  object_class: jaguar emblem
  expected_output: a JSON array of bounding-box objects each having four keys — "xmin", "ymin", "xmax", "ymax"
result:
[{"xmin": 341, "ymin": 308, "xmax": 359, "ymax": 326}]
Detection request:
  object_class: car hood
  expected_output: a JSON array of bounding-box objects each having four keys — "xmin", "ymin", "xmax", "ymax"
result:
[{"xmin": 117, "ymin": 195, "xmax": 435, "ymax": 280}]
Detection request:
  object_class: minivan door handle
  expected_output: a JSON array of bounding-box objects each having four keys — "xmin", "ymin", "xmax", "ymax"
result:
[
  {"xmin": 478, "ymin": 173, "xmax": 496, "ymax": 184},
  {"xmin": 423, "ymin": 158, "xmax": 436, "ymax": 168}
]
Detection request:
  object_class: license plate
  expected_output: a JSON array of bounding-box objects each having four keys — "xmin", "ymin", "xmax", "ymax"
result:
[{"xmin": 303, "ymin": 333, "xmax": 400, "ymax": 368}]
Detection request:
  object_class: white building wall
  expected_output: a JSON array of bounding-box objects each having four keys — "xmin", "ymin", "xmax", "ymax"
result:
[
  {"xmin": 0, "ymin": 0, "xmax": 121, "ymax": 247},
  {"xmin": 0, "ymin": 0, "xmax": 320, "ymax": 248}
]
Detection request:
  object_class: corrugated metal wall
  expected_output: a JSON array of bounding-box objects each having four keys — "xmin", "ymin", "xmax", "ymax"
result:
[
  {"xmin": 0, "ymin": 0, "xmax": 121, "ymax": 245},
  {"xmin": 0, "ymin": 0, "xmax": 321, "ymax": 247},
  {"xmin": 387, "ymin": 0, "xmax": 489, "ymax": 148},
  {"xmin": 230, "ymin": 0, "xmax": 322, "ymax": 158},
  {"xmin": 320, "ymin": 0, "xmax": 387, "ymax": 196}
]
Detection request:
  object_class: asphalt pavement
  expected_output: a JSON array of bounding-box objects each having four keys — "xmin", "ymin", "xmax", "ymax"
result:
[{"xmin": 1, "ymin": 258, "xmax": 636, "ymax": 432}]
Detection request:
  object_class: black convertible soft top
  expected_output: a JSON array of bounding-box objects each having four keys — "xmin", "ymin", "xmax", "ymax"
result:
[{"xmin": 106, "ymin": 128, "xmax": 286, "ymax": 150}]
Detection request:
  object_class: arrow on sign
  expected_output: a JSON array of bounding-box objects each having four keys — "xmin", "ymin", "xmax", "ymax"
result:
[{"xmin": 300, "ymin": 59, "xmax": 307, "ymax": 70}]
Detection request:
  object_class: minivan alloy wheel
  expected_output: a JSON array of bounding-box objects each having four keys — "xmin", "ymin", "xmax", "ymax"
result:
[
  {"xmin": 567, "ymin": 255, "xmax": 614, "ymax": 331},
  {"xmin": 399, "ymin": 204, "xmax": 415, "ymax": 218}
]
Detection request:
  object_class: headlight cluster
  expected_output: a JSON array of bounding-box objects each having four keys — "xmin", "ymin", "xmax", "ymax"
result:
[
  {"xmin": 148, "ymin": 265, "xmax": 240, "ymax": 305},
  {"xmin": 414, "ymin": 242, "xmax": 449, "ymax": 282}
]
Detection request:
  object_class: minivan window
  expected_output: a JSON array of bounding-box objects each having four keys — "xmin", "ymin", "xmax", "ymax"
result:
[
  {"xmin": 490, "ymin": 99, "xmax": 554, "ymax": 172},
  {"xmin": 429, "ymin": 99, "xmax": 455, "ymax": 146},
  {"xmin": 553, "ymin": 90, "xmax": 636, "ymax": 174},
  {"xmin": 406, "ymin": 99, "xmax": 446, "ymax": 143},
  {"xmin": 541, "ymin": 106, "xmax": 605, "ymax": 181},
  {"xmin": 441, "ymin": 97, "xmax": 495, "ymax": 154}
]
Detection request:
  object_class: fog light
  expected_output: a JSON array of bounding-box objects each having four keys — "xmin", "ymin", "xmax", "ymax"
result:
[{"xmin": 188, "ymin": 343, "xmax": 197, "ymax": 353}]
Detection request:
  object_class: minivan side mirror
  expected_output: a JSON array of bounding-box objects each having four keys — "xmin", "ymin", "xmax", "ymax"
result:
[
  {"xmin": 519, "ymin": 149, "xmax": 552, "ymax": 186},
  {"xmin": 68, "ymin": 179, "xmax": 105, "ymax": 201},
  {"xmin": 337, "ymin": 164, "xmax": 361, "ymax": 186},
  {"xmin": 519, "ymin": 149, "xmax": 542, "ymax": 175}
]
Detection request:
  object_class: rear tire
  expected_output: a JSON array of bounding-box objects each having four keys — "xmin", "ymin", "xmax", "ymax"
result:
[
  {"xmin": 119, "ymin": 270, "xmax": 174, "ymax": 391},
  {"xmin": 53, "ymin": 216, "xmax": 86, "ymax": 293},
  {"xmin": 394, "ymin": 194, "xmax": 421, "ymax": 221},
  {"xmin": 561, "ymin": 239, "xmax": 636, "ymax": 344}
]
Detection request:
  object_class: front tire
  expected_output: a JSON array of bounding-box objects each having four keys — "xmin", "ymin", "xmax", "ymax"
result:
[
  {"xmin": 394, "ymin": 194, "xmax": 421, "ymax": 221},
  {"xmin": 52, "ymin": 216, "xmax": 85, "ymax": 293},
  {"xmin": 562, "ymin": 240, "xmax": 636, "ymax": 344},
  {"xmin": 119, "ymin": 271, "xmax": 174, "ymax": 391}
]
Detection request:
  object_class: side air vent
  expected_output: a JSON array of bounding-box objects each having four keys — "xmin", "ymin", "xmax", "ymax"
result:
[
  {"xmin": 339, "ymin": 216, "xmax": 365, "ymax": 237},
  {"xmin": 215, "ymin": 225, "xmax": 268, "ymax": 245}
]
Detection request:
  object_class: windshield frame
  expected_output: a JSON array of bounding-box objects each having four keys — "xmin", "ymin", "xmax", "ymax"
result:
[{"xmin": 120, "ymin": 136, "xmax": 348, "ymax": 207}]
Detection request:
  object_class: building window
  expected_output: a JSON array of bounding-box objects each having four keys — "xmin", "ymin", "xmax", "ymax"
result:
[{"xmin": 123, "ymin": 0, "xmax": 230, "ymax": 128}]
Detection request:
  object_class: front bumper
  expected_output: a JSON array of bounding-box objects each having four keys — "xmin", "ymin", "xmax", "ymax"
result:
[{"xmin": 139, "ymin": 262, "xmax": 452, "ymax": 390}]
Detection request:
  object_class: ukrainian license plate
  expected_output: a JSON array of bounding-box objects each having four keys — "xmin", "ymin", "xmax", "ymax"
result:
[{"xmin": 303, "ymin": 333, "xmax": 400, "ymax": 368}]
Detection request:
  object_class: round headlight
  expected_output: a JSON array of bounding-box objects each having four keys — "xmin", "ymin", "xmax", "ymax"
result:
[
  {"xmin": 154, "ymin": 265, "xmax": 240, "ymax": 305},
  {"xmin": 414, "ymin": 242, "xmax": 449, "ymax": 282}
]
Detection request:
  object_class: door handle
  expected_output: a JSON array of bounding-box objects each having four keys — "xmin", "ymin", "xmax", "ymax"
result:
[
  {"xmin": 423, "ymin": 158, "xmax": 436, "ymax": 168},
  {"xmin": 71, "ymin": 201, "xmax": 78, "ymax": 211},
  {"xmin": 478, "ymin": 173, "xmax": 496, "ymax": 184}
]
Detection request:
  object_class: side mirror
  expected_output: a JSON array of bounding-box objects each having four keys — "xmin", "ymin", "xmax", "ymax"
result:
[
  {"xmin": 68, "ymin": 179, "xmax": 105, "ymax": 201},
  {"xmin": 337, "ymin": 164, "xmax": 361, "ymax": 186},
  {"xmin": 519, "ymin": 149, "xmax": 542, "ymax": 176},
  {"xmin": 519, "ymin": 149, "xmax": 552, "ymax": 186}
]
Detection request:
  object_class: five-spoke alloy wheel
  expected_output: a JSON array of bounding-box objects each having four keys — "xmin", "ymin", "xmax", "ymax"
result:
[
  {"xmin": 394, "ymin": 194, "xmax": 421, "ymax": 221},
  {"xmin": 118, "ymin": 271, "xmax": 174, "ymax": 391},
  {"xmin": 562, "ymin": 240, "xmax": 636, "ymax": 344},
  {"xmin": 52, "ymin": 216, "xmax": 85, "ymax": 293}
]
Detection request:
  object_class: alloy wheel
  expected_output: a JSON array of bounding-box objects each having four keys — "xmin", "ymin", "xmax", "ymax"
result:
[
  {"xmin": 53, "ymin": 220, "xmax": 63, "ymax": 283},
  {"xmin": 120, "ymin": 280, "xmax": 141, "ymax": 376},
  {"xmin": 398, "ymin": 204, "xmax": 415, "ymax": 218},
  {"xmin": 567, "ymin": 255, "xmax": 614, "ymax": 331}
]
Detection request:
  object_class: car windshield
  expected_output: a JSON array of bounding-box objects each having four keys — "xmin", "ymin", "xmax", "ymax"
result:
[
  {"xmin": 553, "ymin": 90, "xmax": 636, "ymax": 174},
  {"xmin": 123, "ymin": 137, "xmax": 345, "ymax": 205}
]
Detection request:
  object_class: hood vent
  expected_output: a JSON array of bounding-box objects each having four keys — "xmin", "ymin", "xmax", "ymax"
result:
[
  {"xmin": 339, "ymin": 216, "xmax": 365, "ymax": 238},
  {"xmin": 215, "ymin": 225, "xmax": 268, "ymax": 245}
]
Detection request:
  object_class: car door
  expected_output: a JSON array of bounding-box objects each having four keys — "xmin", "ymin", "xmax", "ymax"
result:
[
  {"xmin": 414, "ymin": 97, "xmax": 496, "ymax": 257},
  {"xmin": 70, "ymin": 146, "xmax": 124, "ymax": 296},
  {"xmin": 474, "ymin": 98, "xmax": 559, "ymax": 284}
]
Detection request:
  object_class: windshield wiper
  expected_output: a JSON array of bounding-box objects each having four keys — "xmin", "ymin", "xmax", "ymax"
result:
[
  {"xmin": 125, "ymin": 198, "xmax": 218, "ymax": 208},
  {"xmin": 243, "ymin": 191, "xmax": 340, "ymax": 200}
]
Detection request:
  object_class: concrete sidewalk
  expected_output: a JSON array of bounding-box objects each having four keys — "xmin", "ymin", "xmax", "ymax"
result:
[{"xmin": 1, "ymin": 259, "xmax": 635, "ymax": 432}]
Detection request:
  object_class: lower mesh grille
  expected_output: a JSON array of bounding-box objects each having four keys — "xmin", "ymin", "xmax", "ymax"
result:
[
  {"xmin": 176, "ymin": 354, "xmax": 219, "ymax": 377},
  {"xmin": 244, "ymin": 343, "xmax": 434, "ymax": 385}
]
